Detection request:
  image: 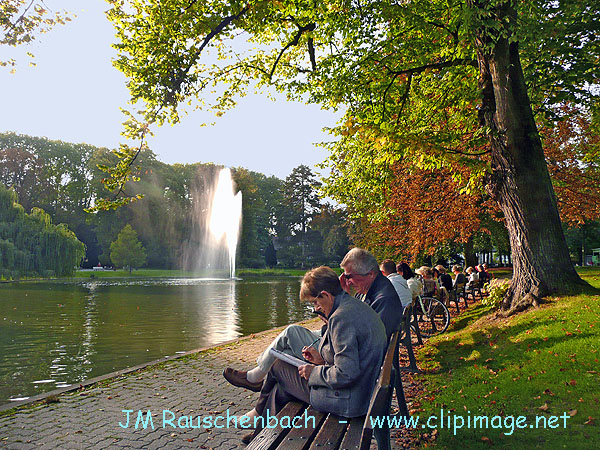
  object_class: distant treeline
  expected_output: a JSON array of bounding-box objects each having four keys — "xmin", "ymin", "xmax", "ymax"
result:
[{"xmin": 0, "ymin": 132, "xmax": 351, "ymax": 273}]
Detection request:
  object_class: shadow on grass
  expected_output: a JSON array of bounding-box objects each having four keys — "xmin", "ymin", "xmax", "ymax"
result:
[{"xmin": 413, "ymin": 293, "xmax": 600, "ymax": 449}]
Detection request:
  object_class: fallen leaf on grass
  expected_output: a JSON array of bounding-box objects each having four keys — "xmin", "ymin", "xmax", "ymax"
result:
[
  {"xmin": 568, "ymin": 380, "xmax": 577, "ymax": 386},
  {"xmin": 584, "ymin": 417, "xmax": 595, "ymax": 425},
  {"xmin": 569, "ymin": 409, "xmax": 578, "ymax": 417},
  {"xmin": 544, "ymin": 389, "xmax": 555, "ymax": 396},
  {"xmin": 539, "ymin": 403, "xmax": 550, "ymax": 412},
  {"xmin": 481, "ymin": 436, "xmax": 493, "ymax": 444}
]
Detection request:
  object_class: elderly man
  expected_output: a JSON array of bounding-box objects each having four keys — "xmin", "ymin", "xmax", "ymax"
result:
[
  {"xmin": 339, "ymin": 248, "xmax": 402, "ymax": 338},
  {"xmin": 222, "ymin": 248, "xmax": 402, "ymax": 392}
]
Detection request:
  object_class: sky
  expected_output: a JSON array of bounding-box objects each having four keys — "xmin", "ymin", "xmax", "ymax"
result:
[{"xmin": 0, "ymin": 1, "xmax": 342, "ymax": 180}]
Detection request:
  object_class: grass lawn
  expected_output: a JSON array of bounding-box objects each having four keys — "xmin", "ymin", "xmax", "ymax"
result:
[{"xmin": 413, "ymin": 268, "xmax": 600, "ymax": 449}]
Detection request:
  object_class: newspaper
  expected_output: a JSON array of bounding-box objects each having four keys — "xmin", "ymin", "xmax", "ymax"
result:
[{"xmin": 268, "ymin": 349, "xmax": 307, "ymax": 368}]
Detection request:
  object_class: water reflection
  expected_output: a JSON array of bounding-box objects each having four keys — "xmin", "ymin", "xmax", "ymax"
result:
[{"xmin": 0, "ymin": 277, "xmax": 307, "ymax": 402}]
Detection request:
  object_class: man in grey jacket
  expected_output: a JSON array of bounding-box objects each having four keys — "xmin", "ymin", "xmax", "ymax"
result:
[{"xmin": 252, "ymin": 266, "xmax": 387, "ymax": 421}]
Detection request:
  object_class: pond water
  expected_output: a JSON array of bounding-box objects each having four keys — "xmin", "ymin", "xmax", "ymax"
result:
[{"xmin": 0, "ymin": 277, "xmax": 310, "ymax": 403}]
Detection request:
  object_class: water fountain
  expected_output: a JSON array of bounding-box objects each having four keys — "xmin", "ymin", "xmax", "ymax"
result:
[{"xmin": 183, "ymin": 167, "xmax": 242, "ymax": 278}]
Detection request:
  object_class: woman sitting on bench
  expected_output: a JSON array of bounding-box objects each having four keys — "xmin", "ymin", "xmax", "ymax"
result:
[{"xmin": 242, "ymin": 266, "xmax": 388, "ymax": 443}]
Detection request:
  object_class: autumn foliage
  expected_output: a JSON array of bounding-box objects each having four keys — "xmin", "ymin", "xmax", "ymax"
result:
[
  {"xmin": 352, "ymin": 107, "xmax": 600, "ymax": 261},
  {"xmin": 543, "ymin": 107, "xmax": 600, "ymax": 226},
  {"xmin": 355, "ymin": 162, "xmax": 487, "ymax": 261}
]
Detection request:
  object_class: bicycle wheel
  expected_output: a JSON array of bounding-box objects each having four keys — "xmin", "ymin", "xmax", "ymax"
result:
[{"xmin": 416, "ymin": 297, "xmax": 450, "ymax": 337}]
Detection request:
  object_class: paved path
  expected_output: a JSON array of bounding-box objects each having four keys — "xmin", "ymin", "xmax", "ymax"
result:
[{"xmin": 0, "ymin": 319, "xmax": 414, "ymax": 449}]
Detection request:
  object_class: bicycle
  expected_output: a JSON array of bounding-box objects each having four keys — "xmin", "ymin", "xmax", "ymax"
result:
[{"xmin": 411, "ymin": 295, "xmax": 450, "ymax": 338}]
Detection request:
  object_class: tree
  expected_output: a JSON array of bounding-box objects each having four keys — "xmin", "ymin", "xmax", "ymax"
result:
[
  {"xmin": 0, "ymin": 183, "xmax": 84, "ymax": 278},
  {"xmin": 110, "ymin": 224, "xmax": 147, "ymax": 272},
  {"xmin": 284, "ymin": 165, "xmax": 322, "ymax": 235},
  {"xmin": 1, "ymin": 1, "xmax": 72, "ymax": 69},
  {"xmin": 310, "ymin": 204, "xmax": 352, "ymax": 263},
  {"xmin": 106, "ymin": 0, "xmax": 599, "ymax": 311},
  {"xmin": 283, "ymin": 165, "xmax": 322, "ymax": 259},
  {"xmin": 0, "ymin": 146, "xmax": 51, "ymax": 212}
]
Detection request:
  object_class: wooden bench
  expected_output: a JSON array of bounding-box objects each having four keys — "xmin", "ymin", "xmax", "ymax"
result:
[
  {"xmin": 465, "ymin": 279, "xmax": 482, "ymax": 302},
  {"xmin": 399, "ymin": 304, "xmax": 422, "ymax": 372},
  {"xmin": 448, "ymin": 282, "xmax": 467, "ymax": 313},
  {"xmin": 247, "ymin": 331, "xmax": 403, "ymax": 450}
]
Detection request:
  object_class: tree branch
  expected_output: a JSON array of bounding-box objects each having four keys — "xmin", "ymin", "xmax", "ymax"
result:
[
  {"xmin": 169, "ymin": 6, "xmax": 250, "ymax": 103},
  {"xmin": 268, "ymin": 22, "xmax": 315, "ymax": 80},
  {"xmin": 386, "ymin": 58, "xmax": 477, "ymax": 77}
]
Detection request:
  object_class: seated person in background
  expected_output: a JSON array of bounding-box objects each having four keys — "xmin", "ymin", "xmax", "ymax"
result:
[
  {"xmin": 244, "ymin": 266, "xmax": 387, "ymax": 441},
  {"xmin": 452, "ymin": 265, "xmax": 468, "ymax": 287},
  {"xmin": 482, "ymin": 263, "xmax": 494, "ymax": 284},
  {"xmin": 434, "ymin": 265, "xmax": 452, "ymax": 305},
  {"xmin": 223, "ymin": 248, "xmax": 400, "ymax": 393},
  {"xmin": 465, "ymin": 266, "xmax": 479, "ymax": 288},
  {"xmin": 380, "ymin": 259, "xmax": 412, "ymax": 311},
  {"xmin": 398, "ymin": 262, "xmax": 423, "ymax": 301},
  {"xmin": 416, "ymin": 266, "xmax": 439, "ymax": 296},
  {"xmin": 436, "ymin": 265, "xmax": 453, "ymax": 292},
  {"xmin": 476, "ymin": 264, "xmax": 490, "ymax": 284}
]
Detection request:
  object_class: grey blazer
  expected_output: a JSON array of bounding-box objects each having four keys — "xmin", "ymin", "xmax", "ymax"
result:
[{"xmin": 307, "ymin": 292, "xmax": 387, "ymax": 418}]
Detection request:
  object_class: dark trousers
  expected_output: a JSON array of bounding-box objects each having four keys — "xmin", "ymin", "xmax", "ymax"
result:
[{"xmin": 255, "ymin": 360, "xmax": 310, "ymax": 421}]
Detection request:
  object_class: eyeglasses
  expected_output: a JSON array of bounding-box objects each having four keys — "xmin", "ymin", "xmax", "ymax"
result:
[{"xmin": 343, "ymin": 271, "xmax": 370, "ymax": 280}]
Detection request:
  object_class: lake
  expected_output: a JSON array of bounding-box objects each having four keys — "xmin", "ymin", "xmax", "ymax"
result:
[{"xmin": 0, "ymin": 277, "xmax": 310, "ymax": 403}]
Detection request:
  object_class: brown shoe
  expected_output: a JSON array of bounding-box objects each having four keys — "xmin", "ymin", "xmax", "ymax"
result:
[
  {"xmin": 242, "ymin": 430, "xmax": 258, "ymax": 444},
  {"xmin": 223, "ymin": 368, "xmax": 263, "ymax": 392}
]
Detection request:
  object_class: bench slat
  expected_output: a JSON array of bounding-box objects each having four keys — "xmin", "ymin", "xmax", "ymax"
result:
[
  {"xmin": 277, "ymin": 406, "xmax": 327, "ymax": 450},
  {"xmin": 308, "ymin": 413, "xmax": 348, "ymax": 450},
  {"xmin": 247, "ymin": 401, "xmax": 307, "ymax": 450},
  {"xmin": 338, "ymin": 416, "xmax": 366, "ymax": 450}
]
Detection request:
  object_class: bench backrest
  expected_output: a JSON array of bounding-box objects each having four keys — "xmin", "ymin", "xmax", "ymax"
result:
[
  {"xmin": 358, "ymin": 330, "xmax": 399, "ymax": 448},
  {"xmin": 454, "ymin": 282, "xmax": 466, "ymax": 294},
  {"xmin": 422, "ymin": 279, "xmax": 437, "ymax": 296}
]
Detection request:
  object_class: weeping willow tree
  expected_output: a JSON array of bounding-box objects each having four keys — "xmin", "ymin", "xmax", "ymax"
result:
[{"xmin": 0, "ymin": 184, "xmax": 85, "ymax": 279}]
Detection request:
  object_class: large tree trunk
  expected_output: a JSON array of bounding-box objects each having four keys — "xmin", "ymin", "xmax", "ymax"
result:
[
  {"xmin": 474, "ymin": 2, "xmax": 585, "ymax": 313},
  {"xmin": 463, "ymin": 237, "xmax": 478, "ymax": 269}
]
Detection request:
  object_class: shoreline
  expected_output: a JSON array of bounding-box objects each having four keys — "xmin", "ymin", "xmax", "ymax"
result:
[{"xmin": 0, "ymin": 317, "xmax": 322, "ymax": 415}]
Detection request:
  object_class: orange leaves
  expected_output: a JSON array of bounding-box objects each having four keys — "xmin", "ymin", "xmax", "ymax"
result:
[
  {"xmin": 367, "ymin": 161, "xmax": 485, "ymax": 259},
  {"xmin": 542, "ymin": 105, "xmax": 600, "ymax": 226}
]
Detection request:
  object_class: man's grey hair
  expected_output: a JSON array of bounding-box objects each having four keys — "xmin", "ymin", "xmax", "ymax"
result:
[{"xmin": 340, "ymin": 248, "xmax": 379, "ymax": 274}]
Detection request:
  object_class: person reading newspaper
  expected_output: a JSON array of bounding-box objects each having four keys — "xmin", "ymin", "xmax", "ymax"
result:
[{"xmin": 240, "ymin": 266, "xmax": 387, "ymax": 444}]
